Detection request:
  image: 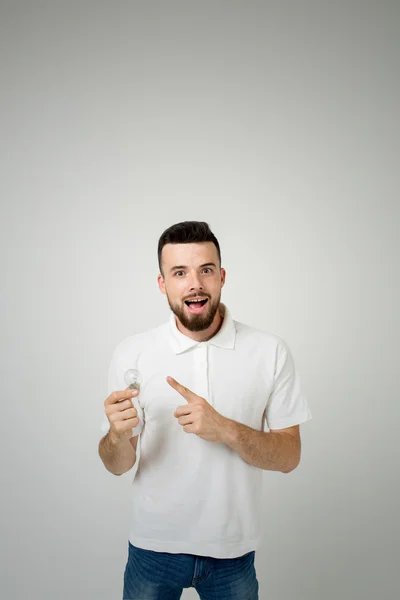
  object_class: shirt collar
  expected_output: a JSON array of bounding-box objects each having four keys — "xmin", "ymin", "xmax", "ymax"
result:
[{"xmin": 168, "ymin": 302, "xmax": 236, "ymax": 354}]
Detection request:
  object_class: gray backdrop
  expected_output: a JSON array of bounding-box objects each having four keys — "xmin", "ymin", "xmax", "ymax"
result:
[{"xmin": 1, "ymin": 1, "xmax": 398, "ymax": 599}]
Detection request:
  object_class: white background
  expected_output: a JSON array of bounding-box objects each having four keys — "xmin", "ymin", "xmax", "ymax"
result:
[{"xmin": 1, "ymin": 1, "xmax": 398, "ymax": 599}]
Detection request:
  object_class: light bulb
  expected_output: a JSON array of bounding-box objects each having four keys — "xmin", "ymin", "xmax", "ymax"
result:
[{"xmin": 124, "ymin": 369, "xmax": 143, "ymax": 390}]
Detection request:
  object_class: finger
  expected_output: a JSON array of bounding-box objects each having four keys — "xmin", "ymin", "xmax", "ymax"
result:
[
  {"xmin": 109, "ymin": 407, "xmax": 138, "ymax": 424},
  {"xmin": 122, "ymin": 399, "xmax": 137, "ymax": 411},
  {"xmin": 104, "ymin": 388, "xmax": 138, "ymax": 406},
  {"xmin": 178, "ymin": 414, "xmax": 194, "ymax": 425},
  {"xmin": 166, "ymin": 377, "xmax": 195, "ymax": 402},
  {"xmin": 111, "ymin": 399, "xmax": 136, "ymax": 412},
  {"xmin": 174, "ymin": 405, "xmax": 192, "ymax": 417},
  {"xmin": 120, "ymin": 408, "xmax": 138, "ymax": 421},
  {"xmin": 110, "ymin": 415, "xmax": 139, "ymax": 435},
  {"xmin": 105, "ymin": 400, "xmax": 137, "ymax": 424}
]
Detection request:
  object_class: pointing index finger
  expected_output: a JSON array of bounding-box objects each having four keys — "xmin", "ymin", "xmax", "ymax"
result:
[{"xmin": 166, "ymin": 377, "xmax": 193, "ymax": 401}]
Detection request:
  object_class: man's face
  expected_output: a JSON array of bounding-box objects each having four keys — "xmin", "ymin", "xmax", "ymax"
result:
[{"xmin": 157, "ymin": 242, "xmax": 226, "ymax": 332}]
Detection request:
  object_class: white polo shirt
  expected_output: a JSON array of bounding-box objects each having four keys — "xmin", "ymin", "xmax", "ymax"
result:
[{"xmin": 100, "ymin": 303, "xmax": 312, "ymax": 558}]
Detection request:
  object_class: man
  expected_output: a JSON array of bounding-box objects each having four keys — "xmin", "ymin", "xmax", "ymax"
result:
[{"xmin": 99, "ymin": 221, "xmax": 312, "ymax": 600}]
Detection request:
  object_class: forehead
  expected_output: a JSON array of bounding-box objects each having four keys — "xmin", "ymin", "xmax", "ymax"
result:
[{"xmin": 162, "ymin": 242, "xmax": 218, "ymax": 266}]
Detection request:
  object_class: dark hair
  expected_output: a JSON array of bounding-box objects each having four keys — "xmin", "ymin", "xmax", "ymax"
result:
[{"xmin": 158, "ymin": 221, "xmax": 221, "ymax": 276}]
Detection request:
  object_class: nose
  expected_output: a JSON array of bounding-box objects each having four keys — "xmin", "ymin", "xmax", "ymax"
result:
[{"xmin": 188, "ymin": 271, "xmax": 204, "ymax": 291}]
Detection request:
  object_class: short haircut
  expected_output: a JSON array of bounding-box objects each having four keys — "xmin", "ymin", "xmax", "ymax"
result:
[{"xmin": 158, "ymin": 221, "xmax": 221, "ymax": 276}]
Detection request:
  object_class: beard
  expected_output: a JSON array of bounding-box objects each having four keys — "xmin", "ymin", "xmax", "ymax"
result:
[{"xmin": 166, "ymin": 291, "xmax": 221, "ymax": 332}]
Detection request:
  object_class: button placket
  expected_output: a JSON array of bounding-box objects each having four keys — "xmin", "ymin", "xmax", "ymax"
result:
[{"xmin": 193, "ymin": 343, "xmax": 209, "ymax": 401}]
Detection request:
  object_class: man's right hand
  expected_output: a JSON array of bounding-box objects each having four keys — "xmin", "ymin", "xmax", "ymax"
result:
[{"xmin": 104, "ymin": 388, "xmax": 139, "ymax": 438}]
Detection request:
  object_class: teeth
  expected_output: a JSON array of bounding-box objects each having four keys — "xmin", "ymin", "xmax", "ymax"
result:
[{"xmin": 187, "ymin": 298, "xmax": 206, "ymax": 303}]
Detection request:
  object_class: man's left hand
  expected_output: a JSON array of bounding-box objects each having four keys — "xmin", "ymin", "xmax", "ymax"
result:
[{"xmin": 167, "ymin": 376, "xmax": 228, "ymax": 442}]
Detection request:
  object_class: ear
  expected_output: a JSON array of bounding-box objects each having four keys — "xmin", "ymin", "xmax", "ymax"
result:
[
  {"xmin": 157, "ymin": 273, "xmax": 166, "ymax": 295},
  {"xmin": 220, "ymin": 268, "xmax": 226, "ymax": 288}
]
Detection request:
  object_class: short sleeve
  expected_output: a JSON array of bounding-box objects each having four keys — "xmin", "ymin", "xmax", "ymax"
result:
[
  {"xmin": 100, "ymin": 347, "xmax": 145, "ymax": 438},
  {"xmin": 264, "ymin": 340, "xmax": 312, "ymax": 430}
]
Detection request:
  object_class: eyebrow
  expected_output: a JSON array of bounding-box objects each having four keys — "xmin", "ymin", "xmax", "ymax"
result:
[{"xmin": 170, "ymin": 262, "xmax": 217, "ymax": 273}]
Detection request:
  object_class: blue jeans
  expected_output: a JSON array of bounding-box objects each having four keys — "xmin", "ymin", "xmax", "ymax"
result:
[{"xmin": 123, "ymin": 541, "xmax": 259, "ymax": 599}]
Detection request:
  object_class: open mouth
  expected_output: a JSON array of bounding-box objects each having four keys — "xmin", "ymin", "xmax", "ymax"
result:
[{"xmin": 184, "ymin": 298, "xmax": 209, "ymax": 314}]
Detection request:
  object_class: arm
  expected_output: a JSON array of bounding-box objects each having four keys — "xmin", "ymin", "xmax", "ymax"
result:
[
  {"xmin": 99, "ymin": 386, "xmax": 141, "ymax": 476},
  {"xmin": 168, "ymin": 376, "xmax": 302, "ymax": 473},
  {"xmin": 220, "ymin": 421, "xmax": 301, "ymax": 473},
  {"xmin": 98, "ymin": 432, "xmax": 138, "ymax": 476}
]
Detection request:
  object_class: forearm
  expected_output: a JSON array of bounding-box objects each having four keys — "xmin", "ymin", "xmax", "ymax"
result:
[
  {"xmin": 98, "ymin": 432, "xmax": 136, "ymax": 476},
  {"xmin": 221, "ymin": 420, "xmax": 300, "ymax": 473}
]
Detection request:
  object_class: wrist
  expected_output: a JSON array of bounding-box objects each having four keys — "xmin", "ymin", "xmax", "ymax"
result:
[
  {"xmin": 218, "ymin": 417, "xmax": 239, "ymax": 445},
  {"xmin": 108, "ymin": 429, "xmax": 126, "ymax": 445}
]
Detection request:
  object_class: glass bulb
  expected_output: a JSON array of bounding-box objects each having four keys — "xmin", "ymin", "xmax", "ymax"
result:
[{"xmin": 124, "ymin": 369, "xmax": 143, "ymax": 390}]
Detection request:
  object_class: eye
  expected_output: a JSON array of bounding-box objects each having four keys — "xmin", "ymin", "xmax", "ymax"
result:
[
  {"xmin": 174, "ymin": 271, "xmax": 184, "ymax": 277},
  {"xmin": 202, "ymin": 268, "xmax": 212, "ymax": 273}
]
